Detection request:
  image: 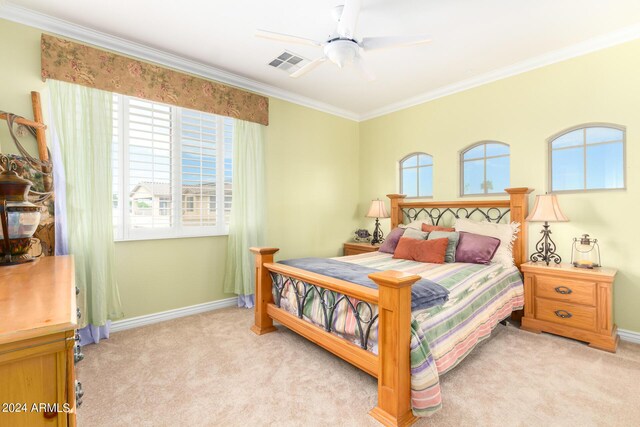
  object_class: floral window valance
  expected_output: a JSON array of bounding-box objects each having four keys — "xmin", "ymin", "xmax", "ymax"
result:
[{"xmin": 41, "ymin": 34, "xmax": 269, "ymax": 126}]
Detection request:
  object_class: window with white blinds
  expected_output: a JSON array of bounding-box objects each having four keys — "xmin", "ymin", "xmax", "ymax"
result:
[{"xmin": 112, "ymin": 94, "xmax": 233, "ymax": 240}]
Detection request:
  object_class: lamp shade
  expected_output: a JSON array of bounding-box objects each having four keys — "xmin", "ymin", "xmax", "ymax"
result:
[
  {"xmin": 366, "ymin": 199, "xmax": 390, "ymax": 219},
  {"xmin": 525, "ymin": 194, "xmax": 568, "ymax": 222}
]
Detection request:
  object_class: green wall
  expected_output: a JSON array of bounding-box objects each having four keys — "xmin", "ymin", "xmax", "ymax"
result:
[
  {"xmin": 2, "ymin": 17, "xmax": 639, "ymax": 332},
  {"xmin": 0, "ymin": 20, "xmax": 45, "ymax": 156},
  {"xmin": 0, "ymin": 19, "xmax": 360, "ymax": 319},
  {"xmin": 359, "ymin": 39, "xmax": 640, "ymax": 332}
]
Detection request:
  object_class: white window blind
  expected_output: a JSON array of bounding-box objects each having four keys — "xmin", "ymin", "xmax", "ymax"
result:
[{"xmin": 112, "ymin": 94, "xmax": 233, "ymax": 240}]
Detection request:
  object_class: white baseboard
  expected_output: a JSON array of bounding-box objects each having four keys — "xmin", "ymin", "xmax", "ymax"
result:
[
  {"xmin": 110, "ymin": 297, "xmax": 237, "ymax": 333},
  {"xmin": 618, "ymin": 328, "xmax": 640, "ymax": 345},
  {"xmin": 110, "ymin": 299, "xmax": 640, "ymax": 345}
]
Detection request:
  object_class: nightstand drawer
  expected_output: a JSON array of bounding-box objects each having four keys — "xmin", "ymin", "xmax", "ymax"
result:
[
  {"xmin": 534, "ymin": 275, "xmax": 596, "ymax": 306},
  {"xmin": 344, "ymin": 247, "xmax": 376, "ymax": 256},
  {"xmin": 536, "ymin": 298, "xmax": 596, "ymax": 331},
  {"xmin": 343, "ymin": 243, "xmax": 379, "ymax": 256}
]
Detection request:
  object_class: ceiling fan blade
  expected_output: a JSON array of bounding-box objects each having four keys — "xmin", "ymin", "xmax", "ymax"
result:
[
  {"xmin": 255, "ymin": 29, "xmax": 324, "ymax": 47},
  {"xmin": 337, "ymin": 0, "xmax": 362, "ymax": 38},
  {"xmin": 353, "ymin": 55, "xmax": 375, "ymax": 81},
  {"xmin": 290, "ymin": 57, "xmax": 327, "ymax": 78},
  {"xmin": 361, "ymin": 35, "xmax": 432, "ymax": 52}
]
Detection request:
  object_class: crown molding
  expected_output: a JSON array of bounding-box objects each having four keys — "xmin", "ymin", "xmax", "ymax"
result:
[
  {"xmin": 0, "ymin": 1, "xmax": 360, "ymax": 121},
  {"xmin": 359, "ymin": 22, "xmax": 640, "ymax": 121},
  {"xmin": 2, "ymin": 1, "xmax": 640, "ymax": 123}
]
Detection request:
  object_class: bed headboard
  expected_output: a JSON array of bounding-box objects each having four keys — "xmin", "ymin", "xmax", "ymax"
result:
[{"xmin": 387, "ymin": 188, "xmax": 533, "ymax": 268}]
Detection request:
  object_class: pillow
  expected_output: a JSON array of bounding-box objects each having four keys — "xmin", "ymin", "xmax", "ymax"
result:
[
  {"xmin": 455, "ymin": 231, "xmax": 501, "ymax": 265},
  {"xmin": 421, "ymin": 223, "xmax": 455, "ymax": 232},
  {"xmin": 393, "ymin": 237, "xmax": 449, "ymax": 264},
  {"xmin": 378, "ymin": 227, "xmax": 405, "ymax": 254},
  {"xmin": 454, "ymin": 218, "xmax": 520, "ymax": 267},
  {"xmin": 402, "ymin": 227, "xmax": 428, "ymax": 240},
  {"xmin": 427, "ymin": 231, "xmax": 459, "ymax": 263},
  {"xmin": 399, "ymin": 219, "xmax": 428, "ymax": 230}
]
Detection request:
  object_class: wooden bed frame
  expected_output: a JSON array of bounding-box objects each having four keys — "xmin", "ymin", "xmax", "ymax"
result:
[{"xmin": 250, "ymin": 187, "xmax": 532, "ymax": 427}]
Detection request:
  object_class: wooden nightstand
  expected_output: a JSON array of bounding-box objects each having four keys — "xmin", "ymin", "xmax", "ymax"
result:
[
  {"xmin": 520, "ymin": 262, "xmax": 618, "ymax": 352},
  {"xmin": 343, "ymin": 242, "xmax": 380, "ymax": 256}
]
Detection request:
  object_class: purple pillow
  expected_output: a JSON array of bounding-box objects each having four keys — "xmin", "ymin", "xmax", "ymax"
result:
[
  {"xmin": 379, "ymin": 227, "xmax": 406, "ymax": 254},
  {"xmin": 455, "ymin": 231, "xmax": 501, "ymax": 264}
]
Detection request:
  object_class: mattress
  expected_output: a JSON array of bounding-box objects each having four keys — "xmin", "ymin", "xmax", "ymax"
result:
[{"xmin": 273, "ymin": 251, "xmax": 524, "ymax": 416}]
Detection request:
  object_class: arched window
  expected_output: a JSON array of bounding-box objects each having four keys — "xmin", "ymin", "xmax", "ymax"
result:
[
  {"xmin": 549, "ymin": 124, "xmax": 625, "ymax": 192},
  {"xmin": 399, "ymin": 152, "xmax": 433, "ymax": 198},
  {"xmin": 461, "ymin": 142, "xmax": 510, "ymax": 196}
]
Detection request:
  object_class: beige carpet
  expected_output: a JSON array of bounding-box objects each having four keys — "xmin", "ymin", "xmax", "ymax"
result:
[{"xmin": 77, "ymin": 308, "xmax": 640, "ymax": 426}]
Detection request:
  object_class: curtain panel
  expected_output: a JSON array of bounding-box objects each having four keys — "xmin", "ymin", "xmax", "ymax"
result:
[
  {"xmin": 41, "ymin": 34, "xmax": 269, "ymax": 126},
  {"xmin": 49, "ymin": 80, "xmax": 124, "ymax": 331},
  {"xmin": 223, "ymin": 120, "xmax": 266, "ymax": 307}
]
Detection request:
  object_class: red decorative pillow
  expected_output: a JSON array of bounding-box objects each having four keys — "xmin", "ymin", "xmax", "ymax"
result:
[
  {"xmin": 422, "ymin": 224, "xmax": 455, "ymax": 233},
  {"xmin": 393, "ymin": 237, "xmax": 449, "ymax": 264}
]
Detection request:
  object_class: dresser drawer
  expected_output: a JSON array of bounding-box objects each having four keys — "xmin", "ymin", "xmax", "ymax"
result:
[
  {"xmin": 535, "ymin": 298, "xmax": 597, "ymax": 331},
  {"xmin": 534, "ymin": 275, "xmax": 596, "ymax": 306}
]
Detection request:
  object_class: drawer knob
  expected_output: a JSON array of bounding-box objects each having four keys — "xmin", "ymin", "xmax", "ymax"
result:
[
  {"xmin": 76, "ymin": 286, "xmax": 80, "ymax": 296},
  {"xmin": 554, "ymin": 286, "xmax": 572, "ymax": 294},
  {"xmin": 74, "ymin": 342, "xmax": 85, "ymax": 364},
  {"xmin": 75, "ymin": 380, "xmax": 84, "ymax": 407},
  {"xmin": 554, "ymin": 309, "xmax": 572, "ymax": 319},
  {"xmin": 77, "ymin": 307, "xmax": 82, "ymax": 319}
]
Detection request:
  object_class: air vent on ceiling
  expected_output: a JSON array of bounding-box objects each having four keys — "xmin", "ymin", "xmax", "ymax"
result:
[{"xmin": 268, "ymin": 51, "xmax": 309, "ymax": 75}]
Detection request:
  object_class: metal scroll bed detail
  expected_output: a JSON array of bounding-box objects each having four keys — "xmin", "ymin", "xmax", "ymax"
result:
[
  {"xmin": 270, "ymin": 271, "xmax": 378, "ymax": 350},
  {"xmin": 402, "ymin": 206, "xmax": 510, "ymax": 225}
]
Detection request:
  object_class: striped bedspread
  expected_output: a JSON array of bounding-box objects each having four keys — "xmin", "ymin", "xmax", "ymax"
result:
[{"xmin": 275, "ymin": 252, "xmax": 524, "ymax": 416}]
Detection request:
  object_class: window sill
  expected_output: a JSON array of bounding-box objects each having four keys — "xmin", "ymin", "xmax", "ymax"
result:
[
  {"xmin": 114, "ymin": 232, "xmax": 228, "ymax": 243},
  {"xmin": 459, "ymin": 192, "xmax": 508, "ymax": 198},
  {"xmin": 548, "ymin": 187, "xmax": 626, "ymax": 195}
]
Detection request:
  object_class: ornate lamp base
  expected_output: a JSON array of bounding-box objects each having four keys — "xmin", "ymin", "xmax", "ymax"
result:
[
  {"xmin": 371, "ymin": 218, "xmax": 385, "ymax": 245},
  {"xmin": 530, "ymin": 221, "xmax": 561, "ymax": 266}
]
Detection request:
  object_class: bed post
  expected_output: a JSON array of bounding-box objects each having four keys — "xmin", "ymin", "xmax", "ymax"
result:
[
  {"xmin": 387, "ymin": 194, "xmax": 406, "ymax": 229},
  {"xmin": 368, "ymin": 270, "xmax": 421, "ymax": 427},
  {"xmin": 249, "ymin": 247, "xmax": 279, "ymax": 335},
  {"xmin": 505, "ymin": 188, "xmax": 533, "ymax": 269}
]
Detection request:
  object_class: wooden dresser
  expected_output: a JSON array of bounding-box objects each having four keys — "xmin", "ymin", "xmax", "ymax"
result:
[
  {"xmin": 520, "ymin": 262, "xmax": 618, "ymax": 352},
  {"xmin": 0, "ymin": 256, "xmax": 81, "ymax": 426},
  {"xmin": 343, "ymin": 242, "xmax": 380, "ymax": 256}
]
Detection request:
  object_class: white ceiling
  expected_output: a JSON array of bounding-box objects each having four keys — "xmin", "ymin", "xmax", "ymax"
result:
[{"xmin": 4, "ymin": 0, "xmax": 640, "ymax": 119}]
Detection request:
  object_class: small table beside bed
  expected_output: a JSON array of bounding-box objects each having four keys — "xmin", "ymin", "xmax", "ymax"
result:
[{"xmin": 250, "ymin": 188, "xmax": 532, "ymax": 427}]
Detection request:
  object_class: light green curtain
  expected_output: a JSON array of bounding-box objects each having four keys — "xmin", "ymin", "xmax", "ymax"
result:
[
  {"xmin": 49, "ymin": 80, "xmax": 123, "ymax": 327},
  {"xmin": 223, "ymin": 120, "xmax": 266, "ymax": 301}
]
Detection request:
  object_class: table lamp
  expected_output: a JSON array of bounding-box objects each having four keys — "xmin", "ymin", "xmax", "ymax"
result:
[
  {"xmin": 526, "ymin": 194, "xmax": 568, "ymax": 265},
  {"xmin": 366, "ymin": 199, "xmax": 389, "ymax": 245}
]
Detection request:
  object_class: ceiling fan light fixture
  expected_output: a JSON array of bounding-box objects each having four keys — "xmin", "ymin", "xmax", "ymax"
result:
[
  {"xmin": 256, "ymin": 0, "xmax": 430, "ymax": 79},
  {"xmin": 324, "ymin": 40, "xmax": 358, "ymax": 68}
]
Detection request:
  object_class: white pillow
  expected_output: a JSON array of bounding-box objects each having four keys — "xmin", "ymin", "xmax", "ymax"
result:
[
  {"xmin": 454, "ymin": 218, "xmax": 520, "ymax": 267},
  {"xmin": 399, "ymin": 219, "xmax": 429, "ymax": 230},
  {"xmin": 402, "ymin": 228, "xmax": 428, "ymax": 240}
]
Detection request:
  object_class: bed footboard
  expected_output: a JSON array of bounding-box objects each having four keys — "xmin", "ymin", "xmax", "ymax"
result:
[{"xmin": 249, "ymin": 247, "xmax": 421, "ymax": 427}]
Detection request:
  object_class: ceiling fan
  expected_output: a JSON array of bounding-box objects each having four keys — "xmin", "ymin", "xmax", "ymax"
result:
[{"xmin": 256, "ymin": 0, "xmax": 431, "ymax": 80}]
